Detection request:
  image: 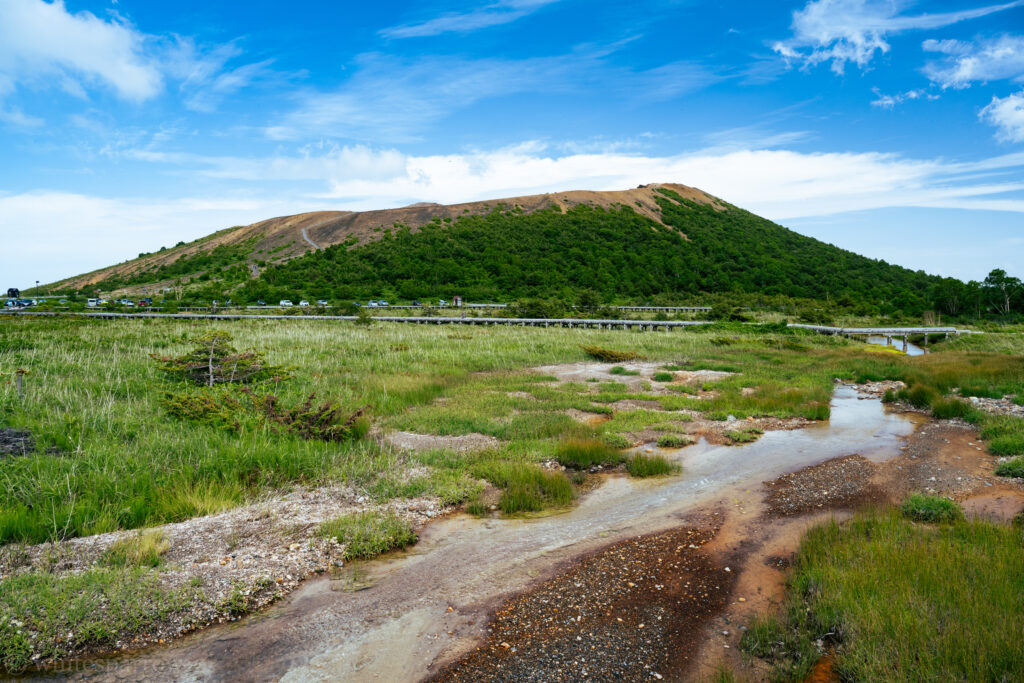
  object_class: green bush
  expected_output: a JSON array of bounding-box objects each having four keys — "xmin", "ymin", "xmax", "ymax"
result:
[
  {"xmin": 626, "ymin": 453, "xmax": 680, "ymax": 477},
  {"xmin": 900, "ymin": 494, "xmax": 963, "ymax": 523},
  {"xmin": 319, "ymin": 511, "xmax": 417, "ymax": 560},
  {"xmin": 652, "ymin": 371, "xmax": 674, "ymax": 382}
]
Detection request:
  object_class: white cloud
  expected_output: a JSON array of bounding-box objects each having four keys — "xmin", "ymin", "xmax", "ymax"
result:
[
  {"xmin": 773, "ymin": 0, "xmax": 1023, "ymax": 74},
  {"xmin": 923, "ymin": 34, "xmax": 1024, "ymax": 88},
  {"xmin": 870, "ymin": 87, "xmax": 937, "ymax": 108},
  {"xmin": 980, "ymin": 90, "xmax": 1024, "ymax": 141},
  {"xmin": 266, "ymin": 52, "xmax": 719, "ymax": 141},
  {"xmin": 381, "ymin": 0, "xmax": 560, "ymax": 39},
  {"xmin": 0, "ymin": 0, "xmax": 162, "ymax": 101}
]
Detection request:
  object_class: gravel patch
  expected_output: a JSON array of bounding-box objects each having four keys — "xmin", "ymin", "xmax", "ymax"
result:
[
  {"xmin": 434, "ymin": 525, "xmax": 735, "ymax": 683},
  {"xmin": 764, "ymin": 456, "xmax": 882, "ymax": 517},
  {"xmin": 0, "ymin": 427, "xmax": 33, "ymax": 456},
  {"xmin": 385, "ymin": 431, "xmax": 500, "ymax": 453}
]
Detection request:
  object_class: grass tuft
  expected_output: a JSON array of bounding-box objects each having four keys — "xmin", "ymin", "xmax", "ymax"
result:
[
  {"xmin": 900, "ymin": 494, "xmax": 963, "ymax": 523},
  {"xmin": 319, "ymin": 511, "xmax": 417, "ymax": 560},
  {"xmin": 554, "ymin": 439, "xmax": 625, "ymax": 469},
  {"xmin": 101, "ymin": 530, "xmax": 171, "ymax": 568},
  {"xmin": 995, "ymin": 458, "xmax": 1024, "ymax": 478}
]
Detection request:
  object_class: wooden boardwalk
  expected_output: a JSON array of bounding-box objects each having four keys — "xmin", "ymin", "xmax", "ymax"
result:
[{"xmin": 4, "ymin": 311, "xmax": 978, "ymax": 338}]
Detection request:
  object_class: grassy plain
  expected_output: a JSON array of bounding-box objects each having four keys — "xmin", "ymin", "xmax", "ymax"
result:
[{"xmin": 0, "ymin": 316, "xmax": 1022, "ymax": 546}]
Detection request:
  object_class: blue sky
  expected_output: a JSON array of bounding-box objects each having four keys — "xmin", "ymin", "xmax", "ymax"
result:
[{"xmin": 1, "ymin": 0, "xmax": 1023, "ymax": 288}]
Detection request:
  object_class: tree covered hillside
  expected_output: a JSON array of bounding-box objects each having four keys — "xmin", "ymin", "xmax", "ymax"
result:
[{"xmin": 240, "ymin": 188, "xmax": 941, "ymax": 313}]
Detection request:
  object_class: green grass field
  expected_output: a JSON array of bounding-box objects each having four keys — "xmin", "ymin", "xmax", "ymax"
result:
[
  {"xmin": 0, "ymin": 316, "xmax": 1021, "ymax": 545},
  {"xmin": 742, "ymin": 507, "xmax": 1024, "ymax": 682}
]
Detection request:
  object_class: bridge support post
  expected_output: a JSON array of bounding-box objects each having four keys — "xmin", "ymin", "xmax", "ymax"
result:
[{"xmin": 902, "ymin": 335, "xmax": 908, "ymax": 353}]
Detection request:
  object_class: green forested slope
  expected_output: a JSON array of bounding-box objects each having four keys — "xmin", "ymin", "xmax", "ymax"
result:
[{"xmin": 240, "ymin": 188, "xmax": 940, "ymax": 312}]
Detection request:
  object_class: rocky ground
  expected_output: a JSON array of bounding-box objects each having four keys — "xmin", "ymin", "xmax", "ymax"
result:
[
  {"xmin": 0, "ymin": 485, "xmax": 443, "ymax": 665},
  {"xmin": 0, "ymin": 427, "xmax": 33, "ymax": 456}
]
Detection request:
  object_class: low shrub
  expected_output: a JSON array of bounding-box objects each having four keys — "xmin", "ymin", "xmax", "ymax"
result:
[
  {"xmin": 150, "ymin": 331, "xmax": 287, "ymax": 387},
  {"xmin": 995, "ymin": 458, "xmax": 1024, "ymax": 478},
  {"xmin": 555, "ymin": 439, "xmax": 626, "ymax": 469},
  {"xmin": 319, "ymin": 511, "xmax": 417, "ymax": 560},
  {"xmin": 900, "ymin": 494, "xmax": 963, "ymax": 523},
  {"xmin": 626, "ymin": 453, "xmax": 680, "ymax": 477},
  {"xmin": 243, "ymin": 390, "xmax": 370, "ymax": 442},
  {"xmin": 656, "ymin": 434, "xmax": 693, "ymax": 448},
  {"xmin": 580, "ymin": 345, "xmax": 641, "ymax": 363},
  {"xmin": 652, "ymin": 372, "xmax": 674, "ymax": 382}
]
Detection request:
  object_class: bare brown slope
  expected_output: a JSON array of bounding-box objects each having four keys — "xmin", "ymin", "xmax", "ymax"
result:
[{"xmin": 50, "ymin": 183, "xmax": 724, "ymax": 293}]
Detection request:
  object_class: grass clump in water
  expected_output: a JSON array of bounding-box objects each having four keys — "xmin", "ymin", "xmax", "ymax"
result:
[
  {"xmin": 900, "ymin": 494, "xmax": 963, "ymax": 523},
  {"xmin": 601, "ymin": 432, "xmax": 632, "ymax": 449},
  {"xmin": 554, "ymin": 439, "xmax": 625, "ymax": 469},
  {"xmin": 655, "ymin": 434, "xmax": 693, "ymax": 448},
  {"xmin": 652, "ymin": 371, "xmax": 674, "ymax": 382},
  {"xmin": 626, "ymin": 453, "xmax": 680, "ymax": 477},
  {"xmin": 319, "ymin": 511, "xmax": 417, "ymax": 560},
  {"xmin": 995, "ymin": 458, "xmax": 1024, "ymax": 478},
  {"xmin": 608, "ymin": 366, "xmax": 640, "ymax": 376},
  {"xmin": 101, "ymin": 530, "xmax": 171, "ymax": 568},
  {"xmin": 725, "ymin": 427, "xmax": 763, "ymax": 443},
  {"xmin": 741, "ymin": 509, "xmax": 1024, "ymax": 681}
]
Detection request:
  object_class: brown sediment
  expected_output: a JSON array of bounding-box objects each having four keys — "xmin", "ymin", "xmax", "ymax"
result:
[{"xmin": 432, "ymin": 516, "xmax": 736, "ymax": 682}]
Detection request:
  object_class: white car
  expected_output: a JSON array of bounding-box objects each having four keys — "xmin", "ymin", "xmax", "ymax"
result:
[
  {"xmin": 280, "ymin": 300, "xmax": 293, "ymax": 307},
  {"xmin": 316, "ymin": 299, "xmax": 329, "ymax": 306},
  {"xmin": 367, "ymin": 300, "xmax": 379, "ymax": 307},
  {"xmin": 299, "ymin": 300, "xmax": 310, "ymax": 307}
]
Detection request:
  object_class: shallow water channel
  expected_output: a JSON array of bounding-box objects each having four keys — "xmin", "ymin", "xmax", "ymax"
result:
[
  {"xmin": 866, "ymin": 335, "xmax": 925, "ymax": 356},
  {"xmin": 42, "ymin": 385, "xmax": 919, "ymax": 683}
]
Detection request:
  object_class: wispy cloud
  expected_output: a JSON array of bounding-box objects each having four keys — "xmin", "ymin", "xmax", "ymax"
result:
[
  {"xmin": 870, "ymin": 87, "xmax": 937, "ymax": 108},
  {"xmin": 923, "ymin": 34, "xmax": 1024, "ymax": 89},
  {"xmin": 380, "ymin": 0, "xmax": 560, "ymax": 39},
  {"xmin": 266, "ymin": 51, "xmax": 720, "ymax": 141},
  {"xmin": 773, "ymin": 0, "xmax": 1023, "ymax": 74},
  {"xmin": 981, "ymin": 91, "xmax": 1024, "ymax": 142}
]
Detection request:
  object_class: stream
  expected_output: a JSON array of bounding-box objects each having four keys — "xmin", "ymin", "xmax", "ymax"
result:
[{"xmin": 41, "ymin": 386, "xmax": 920, "ymax": 682}]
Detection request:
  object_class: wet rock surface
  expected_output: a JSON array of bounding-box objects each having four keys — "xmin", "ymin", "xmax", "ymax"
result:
[
  {"xmin": 434, "ymin": 525, "xmax": 734, "ymax": 683},
  {"xmin": 0, "ymin": 427, "xmax": 33, "ymax": 456}
]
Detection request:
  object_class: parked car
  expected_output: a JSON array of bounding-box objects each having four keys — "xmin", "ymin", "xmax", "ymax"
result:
[
  {"xmin": 352, "ymin": 301, "xmax": 362, "ymax": 307},
  {"xmin": 438, "ymin": 299, "xmax": 449, "ymax": 307},
  {"xmin": 299, "ymin": 300, "xmax": 310, "ymax": 307},
  {"xmin": 87, "ymin": 298, "xmax": 100, "ymax": 307},
  {"xmin": 378, "ymin": 300, "xmax": 389, "ymax": 307},
  {"xmin": 411, "ymin": 300, "xmax": 422, "ymax": 307},
  {"xmin": 257, "ymin": 300, "xmax": 266, "ymax": 306},
  {"xmin": 368, "ymin": 300, "xmax": 379, "ymax": 307},
  {"xmin": 316, "ymin": 299, "xmax": 329, "ymax": 306},
  {"xmin": 280, "ymin": 299, "xmax": 293, "ymax": 307}
]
